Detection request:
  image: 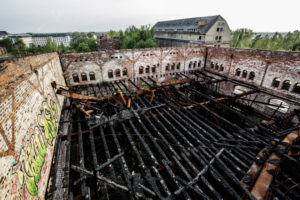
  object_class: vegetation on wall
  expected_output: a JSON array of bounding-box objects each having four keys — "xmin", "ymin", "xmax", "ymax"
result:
[{"xmin": 231, "ymin": 29, "xmax": 300, "ymax": 51}]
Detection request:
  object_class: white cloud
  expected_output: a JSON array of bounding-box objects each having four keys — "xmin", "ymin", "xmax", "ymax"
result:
[{"xmin": 0, "ymin": 0, "xmax": 299, "ymax": 33}]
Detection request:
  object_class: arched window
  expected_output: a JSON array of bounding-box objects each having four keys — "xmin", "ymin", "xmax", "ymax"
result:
[
  {"xmin": 235, "ymin": 68, "xmax": 241, "ymax": 76},
  {"xmin": 215, "ymin": 63, "xmax": 219, "ymax": 70},
  {"xmin": 177, "ymin": 63, "xmax": 181, "ymax": 70},
  {"xmin": 89, "ymin": 71, "xmax": 95, "ymax": 80},
  {"xmin": 249, "ymin": 71, "xmax": 255, "ymax": 80},
  {"xmin": 139, "ymin": 66, "xmax": 144, "ymax": 74},
  {"xmin": 293, "ymin": 83, "xmax": 300, "ymax": 94},
  {"xmin": 108, "ymin": 70, "xmax": 113, "ymax": 78},
  {"xmin": 210, "ymin": 62, "xmax": 214, "ymax": 69},
  {"xmin": 123, "ymin": 68, "xmax": 128, "ymax": 76},
  {"xmin": 198, "ymin": 61, "xmax": 201, "ymax": 67},
  {"xmin": 220, "ymin": 64, "xmax": 224, "ymax": 71},
  {"xmin": 242, "ymin": 70, "xmax": 248, "ymax": 78},
  {"xmin": 146, "ymin": 65, "xmax": 150, "ymax": 73},
  {"xmin": 72, "ymin": 73, "xmax": 79, "ymax": 83},
  {"xmin": 272, "ymin": 77, "xmax": 280, "ymax": 87},
  {"xmin": 81, "ymin": 72, "xmax": 87, "ymax": 81},
  {"xmin": 281, "ymin": 80, "xmax": 291, "ymax": 90},
  {"xmin": 166, "ymin": 64, "xmax": 170, "ymax": 71},
  {"xmin": 152, "ymin": 65, "xmax": 156, "ymax": 73},
  {"xmin": 189, "ymin": 62, "xmax": 192, "ymax": 69},
  {"xmin": 268, "ymin": 99, "xmax": 289, "ymax": 113},
  {"xmin": 171, "ymin": 63, "xmax": 175, "ymax": 70},
  {"xmin": 193, "ymin": 61, "xmax": 196, "ymax": 68},
  {"xmin": 115, "ymin": 69, "xmax": 121, "ymax": 77}
]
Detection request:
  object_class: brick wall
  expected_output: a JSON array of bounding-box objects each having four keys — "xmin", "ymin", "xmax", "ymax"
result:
[{"xmin": 0, "ymin": 53, "xmax": 66, "ymax": 199}]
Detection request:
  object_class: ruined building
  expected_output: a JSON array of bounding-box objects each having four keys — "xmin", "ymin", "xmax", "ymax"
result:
[
  {"xmin": 0, "ymin": 46, "xmax": 299, "ymax": 200},
  {"xmin": 154, "ymin": 15, "xmax": 231, "ymax": 47}
]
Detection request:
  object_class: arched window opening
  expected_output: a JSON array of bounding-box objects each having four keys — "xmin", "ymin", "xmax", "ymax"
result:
[
  {"xmin": 282, "ymin": 80, "xmax": 291, "ymax": 90},
  {"xmin": 139, "ymin": 66, "xmax": 144, "ymax": 74},
  {"xmin": 189, "ymin": 62, "xmax": 192, "ymax": 69},
  {"xmin": 177, "ymin": 63, "xmax": 181, "ymax": 70},
  {"xmin": 272, "ymin": 77, "xmax": 281, "ymax": 87},
  {"xmin": 198, "ymin": 61, "xmax": 201, "ymax": 67},
  {"xmin": 81, "ymin": 72, "xmax": 87, "ymax": 81},
  {"xmin": 249, "ymin": 71, "xmax": 255, "ymax": 80},
  {"xmin": 89, "ymin": 71, "xmax": 95, "ymax": 80},
  {"xmin": 108, "ymin": 70, "xmax": 113, "ymax": 78},
  {"xmin": 220, "ymin": 64, "xmax": 224, "ymax": 71},
  {"xmin": 215, "ymin": 63, "xmax": 219, "ymax": 70},
  {"xmin": 193, "ymin": 61, "xmax": 196, "ymax": 68},
  {"xmin": 123, "ymin": 68, "xmax": 128, "ymax": 76},
  {"xmin": 268, "ymin": 99, "xmax": 289, "ymax": 113},
  {"xmin": 242, "ymin": 70, "xmax": 248, "ymax": 78},
  {"xmin": 293, "ymin": 83, "xmax": 300, "ymax": 94},
  {"xmin": 210, "ymin": 62, "xmax": 214, "ymax": 69},
  {"xmin": 72, "ymin": 73, "xmax": 79, "ymax": 83},
  {"xmin": 115, "ymin": 69, "xmax": 121, "ymax": 77},
  {"xmin": 171, "ymin": 63, "xmax": 175, "ymax": 70},
  {"xmin": 152, "ymin": 66, "xmax": 156, "ymax": 73},
  {"xmin": 235, "ymin": 68, "xmax": 241, "ymax": 76},
  {"xmin": 166, "ymin": 64, "xmax": 170, "ymax": 71},
  {"xmin": 146, "ymin": 65, "xmax": 150, "ymax": 73}
]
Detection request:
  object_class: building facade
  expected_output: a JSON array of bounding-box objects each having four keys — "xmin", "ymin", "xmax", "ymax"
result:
[{"xmin": 154, "ymin": 15, "xmax": 231, "ymax": 47}]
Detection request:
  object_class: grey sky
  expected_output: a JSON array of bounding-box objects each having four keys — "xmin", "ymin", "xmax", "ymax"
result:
[{"xmin": 1, "ymin": 0, "xmax": 299, "ymax": 33}]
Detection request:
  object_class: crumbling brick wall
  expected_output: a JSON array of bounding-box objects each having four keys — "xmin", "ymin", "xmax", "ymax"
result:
[{"xmin": 0, "ymin": 53, "xmax": 66, "ymax": 199}]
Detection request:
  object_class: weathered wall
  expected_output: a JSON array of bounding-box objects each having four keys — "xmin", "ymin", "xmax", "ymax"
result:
[
  {"xmin": 61, "ymin": 46, "xmax": 300, "ymax": 116},
  {"xmin": 60, "ymin": 47, "xmax": 206, "ymax": 87},
  {"xmin": 205, "ymin": 47, "xmax": 300, "ymax": 117},
  {"xmin": 0, "ymin": 53, "xmax": 66, "ymax": 199}
]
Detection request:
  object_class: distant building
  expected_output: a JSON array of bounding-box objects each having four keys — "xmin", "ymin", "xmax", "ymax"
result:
[
  {"xmin": 0, "ymin": 31, "xmax": 9, "ymax": 40},
  {"xmin": 154, "ymin": 15, "xmax": 231, "ymax": 47},
  {"xmin": 10, "ymin": 33, "xmax": 33, "ymax": 47},
  {"xmin": 99, "ymin": 37, "xmax": 120, "ymax": 50},
  {"xmin": 30, "ymin": 33, "xmax": 71, "ymax": 47}
]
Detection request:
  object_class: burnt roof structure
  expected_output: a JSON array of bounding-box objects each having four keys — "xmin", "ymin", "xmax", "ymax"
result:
[{"xmin": 45, "ymin": 46, "xmax": 300, "ymax": 200}]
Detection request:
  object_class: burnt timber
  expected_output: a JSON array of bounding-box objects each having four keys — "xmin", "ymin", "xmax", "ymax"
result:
[{"xmin": 47, "ymin": 70, "xmax": 300, "ymax": 200}]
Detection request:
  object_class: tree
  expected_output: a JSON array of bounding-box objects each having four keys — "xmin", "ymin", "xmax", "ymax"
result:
[
  {"xmin": 88, "ymin": 38, "xmax": 98, "ymax": 51},
  {"xmin": 70, "ymin": 32, "xmax": 89, "ymax": 50},
  {"xmin": 0, "ymin": 38, "xmax": 15, "ymax": 52},
  {"xmin": 44, "ymin": 37, "xmax": 58, "ymax": 53},
  {"xmin": 13, "ymin": 38, "xmax": 26, "ymax": 55},
  {"xmin": 119, "ymin": 25, "xmax": 158, "ymax": 49},
  {"xmin": 77, "ymin": 42, "xmax": 90, "ymax": 52}
]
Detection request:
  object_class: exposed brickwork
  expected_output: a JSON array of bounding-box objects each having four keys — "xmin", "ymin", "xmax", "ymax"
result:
[
  {"xmin": 61, "ymin": 46, "xmax": 300, "ymax": 117},
  {"xmin": 99, "ymin": 38, "xmax": 120, "ymax": 50},
  {"xmin": 0, "ymin": 53, "xmax": 66, "ymax": 199}
]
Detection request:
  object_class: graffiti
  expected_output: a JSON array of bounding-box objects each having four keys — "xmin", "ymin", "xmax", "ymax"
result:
[
  {"xmin": 12, "ymin": 95, "xmax": 58, "ymax": 197},
  {"xmin": 38, "ymin": 97, "xmax": 58, "ymax": 145}
]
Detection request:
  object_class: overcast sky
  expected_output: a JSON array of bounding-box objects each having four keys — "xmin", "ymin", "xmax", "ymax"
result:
[{"xmin": 1, "ymin": 0, "xmax": 299, "ymax": 33}]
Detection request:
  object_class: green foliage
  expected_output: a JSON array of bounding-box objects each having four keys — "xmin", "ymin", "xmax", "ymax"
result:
[
  {"xmin": 77, "ymin": 42, "xmax": 90, "ymax": 52},
  {"xmin": 231, "ymin": 29, "xmax": 300, "ymax": 51},
  {"xmin": 44, "ymin": 37, "xmax": 58, "ymax": 52},
  {"xmin": 106, "ymin": 30, "xmax": 119, "ymax": 39},
  {"xmin": 119, "ymin": 25, "xmax": 158, "ymax": 49},
  {"xmin": 0, "ymin": 38, "xmax": 15, "ymax": 52},
  {"xmin": 70, "ymin": 32, "xmax": 98, "ymax": 52}
]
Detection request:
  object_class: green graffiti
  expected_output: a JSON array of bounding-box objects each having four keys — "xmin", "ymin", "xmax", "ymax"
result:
[
  {"xmin": 38, "ymin": 97, "xmax": 58, "ymax": 145},
  {"xmin": 13, "ymin": 129, "xmax": 46, "ymax": 196},
  {"xmin": 12, "ymin": 95, "xmax": 58, "ymax": 197}
]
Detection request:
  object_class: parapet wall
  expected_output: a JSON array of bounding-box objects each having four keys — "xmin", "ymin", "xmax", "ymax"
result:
[{"xmin": 0, "ymin": 53, "xmax": 66, "ymax": 199}]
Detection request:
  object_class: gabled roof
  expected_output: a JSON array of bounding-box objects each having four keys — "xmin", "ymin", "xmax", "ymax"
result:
[
  {"xmin": 154, "ymin": 15, "xmax": 225, "ymax": 34},
  {"xmin": 0, "ymin": 31, "xmax": 9, "ymax": 36}
]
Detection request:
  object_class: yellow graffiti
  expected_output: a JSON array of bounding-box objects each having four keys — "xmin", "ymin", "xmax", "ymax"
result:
[
  {"xmin": 12, "ymin": 95, "xmax": 58, "ymax": 197},
  {"xmin": 13, "ymin": 128, "xmax": 47, "ymax": 196},
  {"xmin": 38, "ymin": 97, "xmax": 58, "ymax": 145}
]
